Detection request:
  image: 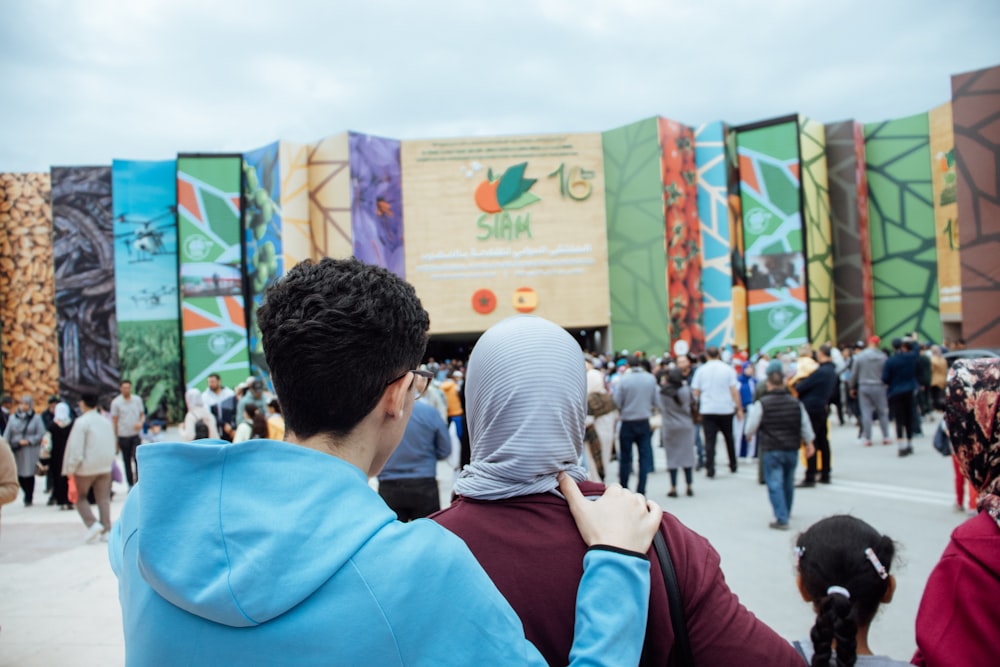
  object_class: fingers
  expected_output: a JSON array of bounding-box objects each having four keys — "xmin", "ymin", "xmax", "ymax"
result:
[{"xmin": 558, "ymin": 472, "xmax": 586, "ymax": 509}]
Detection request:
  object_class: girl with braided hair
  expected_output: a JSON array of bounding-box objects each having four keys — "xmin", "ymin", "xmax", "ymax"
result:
[{"xmin": 792, "ymin": 515, "xmax": 909, "ymax": 666}]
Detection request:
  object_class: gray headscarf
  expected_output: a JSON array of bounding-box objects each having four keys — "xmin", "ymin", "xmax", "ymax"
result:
[{"xmin": 453, "ymin": 316, "xmax": 588, "ymax": 500}]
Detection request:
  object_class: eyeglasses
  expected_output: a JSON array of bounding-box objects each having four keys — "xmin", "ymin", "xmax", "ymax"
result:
[{"xmin": 385, "ymin": 369, "xmax": 435, "ymax": 399}]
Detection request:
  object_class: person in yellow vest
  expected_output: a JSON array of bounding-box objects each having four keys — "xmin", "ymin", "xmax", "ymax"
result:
[
  {"xmin": 266, "ymin": 399, "xmax": 285, "ymax": 441},
  {"xmin": 440, "ymin": 371, "xmax": 465, "ymax": 440}
]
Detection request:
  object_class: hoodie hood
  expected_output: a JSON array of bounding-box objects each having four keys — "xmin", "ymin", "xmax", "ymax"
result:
[{"xmin": 132, "ymin": 439, "xmax": 395, "ymax": 627}]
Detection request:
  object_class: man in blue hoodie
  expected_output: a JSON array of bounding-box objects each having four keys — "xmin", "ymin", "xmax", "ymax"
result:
[{"xmin": 109, "ymin": 258, "xmax": 661, "ymax": 667}]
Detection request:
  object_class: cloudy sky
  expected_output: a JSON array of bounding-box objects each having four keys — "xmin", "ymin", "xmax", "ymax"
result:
[{"xmin": 2, "ymin": 0, "xmax": 998, "ymax": 173}]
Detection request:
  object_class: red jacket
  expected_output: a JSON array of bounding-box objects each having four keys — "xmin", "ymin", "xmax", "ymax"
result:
[
  {"xmin": 432, "ymin": 481, "xmax": 802, "ymax": 666},
  {"xmin": 912, "ymin": 511, "xmax": 1000, "ymax": 666}
]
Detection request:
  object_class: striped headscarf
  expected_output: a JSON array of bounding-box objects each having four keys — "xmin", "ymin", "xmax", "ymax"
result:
[
  {"xmin": 453, "ymin": 316, "xmax": 589, "ymax": 500},
  {"xmin": 946, "ymin": 358, "xmax": 1000, "ymax": 528}
]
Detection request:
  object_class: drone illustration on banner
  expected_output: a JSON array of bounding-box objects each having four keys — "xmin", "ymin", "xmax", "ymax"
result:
[
  {"xmin": 130, "ymin": 285, "xmax": 177, "ymax": 307},
  {"xmin": 114, "ymin": 207, "xmax": 177, "ymax": 262}
]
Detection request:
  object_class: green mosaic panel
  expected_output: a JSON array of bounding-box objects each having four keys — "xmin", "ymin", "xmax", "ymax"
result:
[
  {"xmin": 603, "ymin": 117, "xmax": 668, "ymax": 355},
  {"xmin": 864, "ymin": 113, "xmax": 941, "ymax": 343},
  {"xmin": 799, "ymin": 116, "xmax": 836, "ymax": 345}
]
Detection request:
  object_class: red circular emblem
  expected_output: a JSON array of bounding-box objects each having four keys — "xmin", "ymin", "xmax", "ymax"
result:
[{"xmin": 472, "ymin": 288, "xmax": 497, "ymax": 314}]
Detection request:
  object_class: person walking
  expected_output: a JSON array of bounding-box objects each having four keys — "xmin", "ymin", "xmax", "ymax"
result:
[
  {"xmin": 793, "ymin": 344, "xmax": 839, "ymax": 486},
  {"xmin": 2, "ymin": 394, "xmax": 46, "ymax": 506},
  {"xmin": 691, "ymin": 346, "xmax": 743, "ymax": 477},
  {"xmin": 111, "ymin": 379, "xmax": 145, "ymax": 488},
  {"xmin": 745, "ymin": 370, "xmax": 815, "ymax": 529},
  {"xmin": 377, "ymin": 395, "xmax": 450, "ymax": 521},
  {"xmin": 659, "ymin": 368, "xmax": 696, "ymax": 498},
  {"xmin": 585, "ymin": 355, "xmax": 617, "ymax": 482},
  {"xmin": 46, "ymin": 402, "xmax": 75, "ymax": 509},
  {"xmin": 882, "ymin": 338, "xmax": 919, "ymax": 456},
  {"xmin": 63, "ymin": 392, "xmax": 116, "ymax": 543},
  {"xmin": 613, "ymin": 354, "xmax": 659, "ymax": 494},
  {"xmin": 850, "ymin": 336, "xmax": 892, "ymax": 447}
]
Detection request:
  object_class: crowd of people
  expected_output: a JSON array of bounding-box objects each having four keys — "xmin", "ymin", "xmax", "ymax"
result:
[{"xmin": 1, "ymin": 258, "xmax": 996, "ymax": 665}]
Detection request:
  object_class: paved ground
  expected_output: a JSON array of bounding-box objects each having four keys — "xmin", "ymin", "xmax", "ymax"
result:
[{"xmin": 0, "ymin": 416, "xmax": 966, "ymax": 665}]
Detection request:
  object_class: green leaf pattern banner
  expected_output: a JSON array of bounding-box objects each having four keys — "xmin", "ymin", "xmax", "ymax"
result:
[{"xmin": 864, "ymin": 114, "xmax": 941, "ymax": 344}]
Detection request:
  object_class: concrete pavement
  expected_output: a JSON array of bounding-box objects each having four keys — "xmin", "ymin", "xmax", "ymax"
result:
[{"xmin": 0, "ymin": 415, "xmax": 966, "ymax": 665}]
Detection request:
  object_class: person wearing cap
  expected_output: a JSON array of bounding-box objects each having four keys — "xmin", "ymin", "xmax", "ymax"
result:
[
  {"xmin": 850, "ymin": 336, "xmax": 892, "ymax": 447},
  {"xmin": 236, "ymin": 378, "xmax": 270, "ymax": 427}
]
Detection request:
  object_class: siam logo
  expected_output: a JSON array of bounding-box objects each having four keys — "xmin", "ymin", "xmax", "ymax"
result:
[
  {"xmin": 474, "ymin": 163, "xmax": 539, "ymax": 241},
  {"xmin": 767, "ymin": 306, "xmax": 794, "ymax": 330},
  {"xmin": 184, "ymin": 234, "xmax": 214, "ymax": 261},
  {"xmin": 746, "ymin": 208, "xmax": 772, "ymax": 235},
  {"xmin": 474, "ymin": 162, "xmax": 540, "ymax": 214}
]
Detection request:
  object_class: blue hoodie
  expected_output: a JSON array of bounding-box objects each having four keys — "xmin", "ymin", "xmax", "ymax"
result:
[{"xmin": 109, "ymin": 439, "xmax": 650, "ymax": 666}]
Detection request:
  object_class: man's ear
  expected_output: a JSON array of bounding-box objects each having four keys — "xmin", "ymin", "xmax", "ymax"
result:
[{"xmin": 382, "ymin": 372, "xmax": 410, "ymax": 419}]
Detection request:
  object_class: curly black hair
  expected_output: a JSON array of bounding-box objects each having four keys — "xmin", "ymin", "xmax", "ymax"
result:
[
  {"xmin": 796, "ymin": 515, "xmax": 895, "ymax": 667},
  {"xmin": 256, "ymin": 258, "xmax": 429, "ymax": 439}
]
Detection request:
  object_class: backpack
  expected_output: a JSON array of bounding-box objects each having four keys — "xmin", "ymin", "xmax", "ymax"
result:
[{"xmin": 194, "ymin": 416, "xmax": 210, "ymax": 440}]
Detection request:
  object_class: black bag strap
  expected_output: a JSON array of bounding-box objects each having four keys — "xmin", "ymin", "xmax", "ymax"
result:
[{"xmin": 653, "ymin": 529, "xmax": 694, "ymax": 667}]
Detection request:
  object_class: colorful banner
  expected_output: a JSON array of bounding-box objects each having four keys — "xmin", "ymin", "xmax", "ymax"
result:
[
  {"xmin": 177, "ymin": 155, "xmax": 249, "ymax": 391},
  {"xmin": 242, "ymin": 143, "xmax": 283, "ymax": 391},
  {"xmin": 402, "ymin": 132, "xmax": 611, "ymax": 336},
  {"xmin": 112, "ymin": 159, "xmax": 183, "ymax": 421},
  {"xmin": 602, "ymin": 118, "xmax": 668, "ymax": 354},
  {"xmin": 51, "ymin": 166, "xmax": 119, "ymax": 401},
  {"xmin": 951, "ymin": 64, "xmax": 1000, "ymax": 346},
  {"xmin": 825, "ymin": 121, "xmax": 869, "ymax": 345},
  {"xmin": 0, "ymin": 173, "xmax": 58, "ymax": 405},
  {"xmin": 279, "ymin": 141, "xmax": 311, "ymax": 267},
  {"xmin": 308, "ymin": 134, "xmax": 353, "ymax": 260},
  {"xmin": 928, "ymin": 103, "xmax": 962, "ymax": 323},
  {"xmin": 864, "ymin": 113, "xmax": 941, "ymax": 344},
  {"xmin": 658, "ymin": 118, "xmax": 704, "ymax": 354},
  {"xmin": 694, "ymin": 122, "xmax": 735, "ymax": 350},
  {"xmin": 350, "ymin": 133, "xmax": 405, "ymax": 277},
  {"xmin": 799, "ymin": 116, "xmax": 836, "ymax": 345},
  {"xmin": 736, "ymin": 118, "xmax": 808, "ymax": 356},
  {"xmin": 726, "ymin": 129, "xmax": 748, "ymax": 352}
]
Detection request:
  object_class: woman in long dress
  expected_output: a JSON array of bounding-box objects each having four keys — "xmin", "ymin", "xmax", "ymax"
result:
[{"xmin": 659, "ymin": 368, "xmax": 696, "ymax": 497}]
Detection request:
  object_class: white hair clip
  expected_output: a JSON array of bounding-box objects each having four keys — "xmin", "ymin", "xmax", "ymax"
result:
[
  {"xmin": 826, "ymin": 585, "xmax": 851, "ymax": 599},
  {"xmin": 794, "ymin": 545, "xmax": 805, "ymax": 566},
  {"xmin": 865, "ymin": 547, "xmax": 889, "ymax": 580}
]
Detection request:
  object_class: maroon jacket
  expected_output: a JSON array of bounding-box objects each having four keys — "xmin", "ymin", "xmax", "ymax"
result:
[
  {"xmin": 912, "ymin": 511, "xmax": 1000, "ymax": 666},
  {"xmin": 432, "ymin": 481, "xmax": 802, "ymax": 666}
]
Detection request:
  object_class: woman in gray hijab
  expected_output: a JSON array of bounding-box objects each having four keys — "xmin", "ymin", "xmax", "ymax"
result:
[
  {"xmin": 434, "ymin": 315, "xmax": 803, "ymax": 666},
  {"xmin": 3, "ymin": 394, "xmax": 46, "ymax": 506}
]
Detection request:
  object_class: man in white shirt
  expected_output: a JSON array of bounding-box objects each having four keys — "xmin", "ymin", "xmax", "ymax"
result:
[
  {"xmin": 202, "ymin": 373, "xmax": 237, "ymax": 440},
  {"xmin": 110, "ymin": 380, "xmax": 145, "ymax": 487},
  {"xmin": 691, "ymin": 346, "xmax": 743, "ymax": 478}
]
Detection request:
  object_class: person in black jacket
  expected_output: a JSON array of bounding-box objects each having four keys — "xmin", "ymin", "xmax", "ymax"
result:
[
  {"xmin": 882, "ymin": 339, "xmax": 920, "ymax": 456},
  {"xmin": 745, "ymin": 371, "xmax": 816, "ymax": 529},
  {"xmin": 793, "ymin": 344, "xmax": 839, "ymax": 486}
]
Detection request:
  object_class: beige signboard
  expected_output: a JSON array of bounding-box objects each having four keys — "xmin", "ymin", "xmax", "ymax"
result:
[
  {"xmin": 928, "ymin": 103, "xmax": 962, "ymax": 321},
  {"xmin": 402, "ymin": 133, "xmax": 610, "ymax": 334}
]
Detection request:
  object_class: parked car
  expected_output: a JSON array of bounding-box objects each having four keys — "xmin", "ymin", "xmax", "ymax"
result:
[{"xmin": 943, "ymin": 348, "xmax": 1000, "ymax": 367}]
